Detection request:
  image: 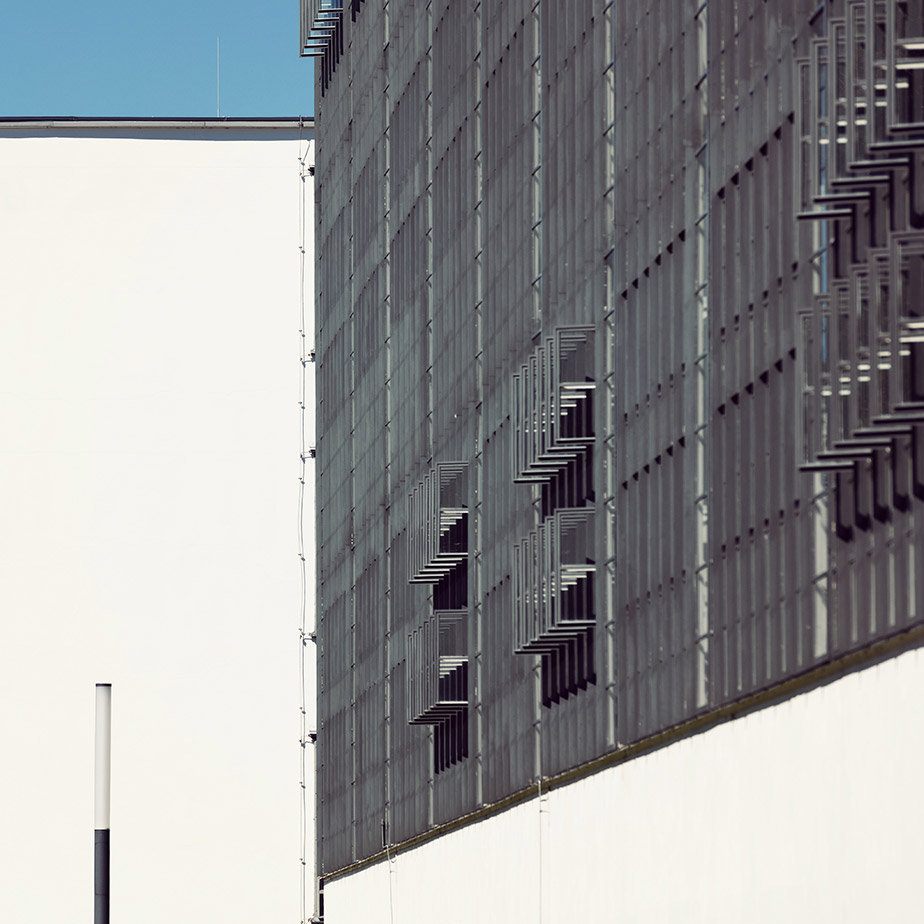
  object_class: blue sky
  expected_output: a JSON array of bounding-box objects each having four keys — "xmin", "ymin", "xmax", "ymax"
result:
[{"xmin": 0, "ymin": 0, "xmax": 314, "ymax": 117}]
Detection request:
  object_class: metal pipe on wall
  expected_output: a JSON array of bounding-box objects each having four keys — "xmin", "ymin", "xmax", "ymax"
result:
[{"xmin": 94, "ymin": 683, "xmax": 111, "ymax": 924}]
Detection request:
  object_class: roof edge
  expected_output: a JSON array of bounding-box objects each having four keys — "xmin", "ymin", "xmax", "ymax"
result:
[{"xmin": 0, "ymin": 117, "xmax": 314, "ymax": 131}]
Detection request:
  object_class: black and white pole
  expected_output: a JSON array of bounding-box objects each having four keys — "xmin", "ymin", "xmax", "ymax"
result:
[{"xmin": 94, "ymin": 683, "xmax": 111, "ymax": 924}]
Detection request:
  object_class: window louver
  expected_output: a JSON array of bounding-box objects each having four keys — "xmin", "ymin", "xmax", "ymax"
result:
[
  {"xmin": 407, "ymin": 610, "xmax": 468, "ymax": 725},
  {"xmin": 512, "ymin": 327, "xmax": 595, "ymax": 483},
  {"xmin": 299, "ymin": 0, "xmax": 343, "ymax": 57},
  {"xmin": 408, "ymin": 462, "xmax": 469, "ymax": 583},
  {"xmin": 407, "ymin": 462, "xmax": 469, "ymax": 728},
  {"xmin": 512, "ymin": 508, "xmax": 595, "ymax": 654},
  {"xmin": 797, "ymin": 0, "xmax": 924, "ymax": 473}
]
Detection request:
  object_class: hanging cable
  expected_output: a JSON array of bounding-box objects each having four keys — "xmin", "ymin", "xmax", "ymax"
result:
[
  {"xmin": 297, "ymin": 120, "xmax": 317, "ymax": 924},
  {"xmin": 385, "ymin": 838, "xmax": 397, "ymax": 924},
  {"xmin": 298, "ymin": 117, "xmax": 307, "ymax": 924}
]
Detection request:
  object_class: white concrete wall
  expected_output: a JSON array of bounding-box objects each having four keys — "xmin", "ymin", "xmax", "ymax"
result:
[
  {"xmin": 326, "ymin": 646, "xmax": 924, "ymax": 923},
  {"xmin": 0, "ymin": 128, "xmax": 313, "ymax": 924}
]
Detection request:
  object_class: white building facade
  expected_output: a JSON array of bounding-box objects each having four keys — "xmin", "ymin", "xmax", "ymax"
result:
[{"xmin": 0, "ymin": 118, "xmax": 316, "ymax": 924}]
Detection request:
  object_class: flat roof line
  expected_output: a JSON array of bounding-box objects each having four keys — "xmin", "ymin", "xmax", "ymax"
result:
[{"xmin": 0, "ymin": 116, "xmax": 315, "ymax": 130}]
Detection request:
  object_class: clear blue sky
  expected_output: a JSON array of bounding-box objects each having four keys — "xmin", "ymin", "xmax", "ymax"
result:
[{"xmin": 0, "ymin": 0, "xmax": 314, "ymax": 117}]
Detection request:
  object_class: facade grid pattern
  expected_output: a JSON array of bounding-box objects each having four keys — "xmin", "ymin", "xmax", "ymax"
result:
[{"xmin": 311, "ymin": 0, "xmax": 924, "ymax": 878}]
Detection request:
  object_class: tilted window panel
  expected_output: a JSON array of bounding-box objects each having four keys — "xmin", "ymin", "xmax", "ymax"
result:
[
  {"xmin": 794, "ymin": 2, "xmax": 924, "ymax": 222},
  {"xmin": 829, "ymin": 281, "xmax": 853, "ymax": 443},
  {"xmin": 797, "ymin": 58, "xmax": 816, "ymax": 215},
  {"xmin": 798, "ymin": 1, "xmax": 924, "ymax": 472},
  {"xmin": 798, "ymin": 297, "xmax": 834, "ymax": 465},
  {"xmin": 811, "ymin": 37, "xmax": 832, "ymax": 199},
  {"xmin": 800, "ymin": 240, "xmax": 924, "ymax": 470},
  {"xmin": 408, "ymin": 461, "xmax": 469, "ymax": 583},
  {"xmin": 890, "ymin": 232, "xmax": 924, "ymax": 413},
  {"xmin": 512, "ymin": 508, "xmax": 595, "ymax": 655},
  {"xmin": 299, "ymin": 0, "xmax": 343, "ymax": 57},
  {"xmin": 859, "ymin": 0, "xmax": 892, "ymax": 149},
  {"xmin": 833, "ymin": 20, "xmax": 850, "ymax": 180},
  {"xmin": 407, "ymin": 610, "xmax": 468, "ymax": 725},
  {"xmin": 512, "ymin": 326, "xmax": 595, "ymax": 483},
  {"xmin": 847, "ymin": 1, "xmax": 871, "ymax": 166},
  {"xmin": 859, "ymin": 250, "xmax": 895, "ymax": 426},
  {"xmin": 888, "ymin": 0, "xmax": 924, "ymax": 134}
]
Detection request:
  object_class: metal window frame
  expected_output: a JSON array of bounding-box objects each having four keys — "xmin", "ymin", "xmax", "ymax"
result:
[
  {"xmin": 797, "ymin": 3, "xmax": 923, "ymax": 219},
  {"xmin": 407, "ymin": 609, "xmax": 468, "ymax": 725},
  {"xmin": 887, "ymin": 0, "xmax": 924, "ymax": 134},
  {"xmin": 847, "ymin": 1, "xmax": 872, "ymax": 166},
  {"xmin": 408, "ymin": 461, "xmax": 469, "ymax": 584},
  {"xmin": 512, "ymin": 507, "xmax": 595, "ymax": 655},
  {"xmin": 300, "ymin": 0, "xmax": 344, "ymax": 58},
  {"xmin": 512, "ymin": 326, "xmax": 595, "ymax": 483},
  {"xmin": 798, "ymin": 2, "xmax": 924, "ymax": 470},
  {"xmin": 888, "ymin": 231, "xmax": 924, "ymax": 417}
]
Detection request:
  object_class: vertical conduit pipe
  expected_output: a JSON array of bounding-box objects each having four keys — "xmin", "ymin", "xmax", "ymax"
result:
[{"xmin": 94, "ymin": 683, "xmax": 111, "ymax": 924}]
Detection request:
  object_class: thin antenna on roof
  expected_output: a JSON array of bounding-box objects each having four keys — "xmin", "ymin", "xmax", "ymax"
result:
[{"xmin": 217, "ymin": 36, "xmax": 221, "ymax": 117}]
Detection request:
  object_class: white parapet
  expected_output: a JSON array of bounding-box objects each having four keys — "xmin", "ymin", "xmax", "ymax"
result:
[{"xmin": 324, "ymin": 645, "xmax": 924, "ymax": 924}]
